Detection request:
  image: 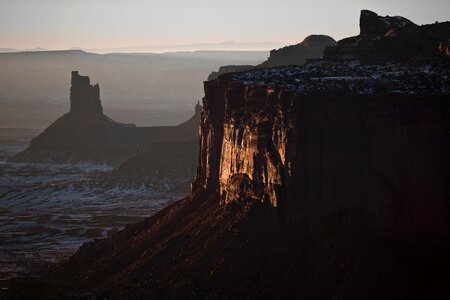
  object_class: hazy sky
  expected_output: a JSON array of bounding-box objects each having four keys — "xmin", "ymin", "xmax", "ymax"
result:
[{"xmin": 0, "ymin": 0, "xmax": 448, "ymax": 50}]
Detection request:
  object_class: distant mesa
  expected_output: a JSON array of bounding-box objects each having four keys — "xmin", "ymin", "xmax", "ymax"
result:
[
  {"xmin": 208, "ymin": 34, "xmax": 336, "ymax": 80},
  {"xmin": 259, "ymin": 34, "xmax": 336, "ymax": 68}
]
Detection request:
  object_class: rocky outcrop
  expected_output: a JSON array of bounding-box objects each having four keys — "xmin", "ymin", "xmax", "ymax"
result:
[
  {"xmin": 259, "ymin": 35, "xmax": 336, "ymax": 68},
  {"xmin": 13, "ymin": 72, "xmax": 200, "ymax": 166},
  {"xmin": 69, "ymin": 71, "xmax": 103, "ymax": 115},
  {"xmin": 207, "ymin": 35, "xmax": 336, "ymax": 80},
  {"xmin": 325, "ymin": 10, "xmax": 450, "ymax": 60},
  {"xmin": 359, "ymin": 10, "xmax": 417, "ymax": 35},
  {"xmin": 12, "ymin": 72, "xmax": 201, "ymax": 190},
  {"xmin": 25, "ymin": 11, "xmax": 450, "ymax": 300}
]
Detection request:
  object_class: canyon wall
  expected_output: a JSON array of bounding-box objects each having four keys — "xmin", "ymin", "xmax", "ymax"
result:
[{"xmin": 196, "ymin": 78, "xmax": 449, "ymax": 237}]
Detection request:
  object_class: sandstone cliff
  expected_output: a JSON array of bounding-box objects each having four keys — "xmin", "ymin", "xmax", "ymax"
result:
[{"xmin": 23, "ymin": 11, "xmax": 450, "ymax": 300}]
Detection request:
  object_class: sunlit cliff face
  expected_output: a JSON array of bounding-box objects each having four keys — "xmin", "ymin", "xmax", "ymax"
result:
[
  {"xmin": 196, "ymin": 57, "xmax": 449, "ymax": 235},
  {"xmin": 219, "ymin": 87, "xmax": 291, "ymax": 207}
]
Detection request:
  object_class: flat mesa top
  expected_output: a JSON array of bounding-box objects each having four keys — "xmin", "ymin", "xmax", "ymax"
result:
[{"xmin": 232, "ymin": 60, "xmax": 450, "ymax": 95}]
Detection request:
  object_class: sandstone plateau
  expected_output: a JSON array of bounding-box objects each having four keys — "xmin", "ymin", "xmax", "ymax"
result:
[{"xmin": 8, "ymin": 10, "xmax": 450, "ymax": 300}]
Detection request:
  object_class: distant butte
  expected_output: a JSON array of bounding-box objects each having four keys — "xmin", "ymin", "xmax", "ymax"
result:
[
  {"xmin": 12, "ymin": 71, "xmax": 201, "ymax": 189},
  {"xmin": 69, "ymin": 71, "xmax": 103, "ymax": 115}
]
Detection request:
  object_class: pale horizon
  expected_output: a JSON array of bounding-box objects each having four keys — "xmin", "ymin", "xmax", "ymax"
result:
[{"xmin": 1, "ymin": 0, "xmax": 448, "ymax": 51}]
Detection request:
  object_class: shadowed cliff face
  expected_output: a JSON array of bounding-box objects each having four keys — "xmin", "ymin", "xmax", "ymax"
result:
[{"xmin": 197, "ymin": 77, "xmax": 449, "ymax": 236}]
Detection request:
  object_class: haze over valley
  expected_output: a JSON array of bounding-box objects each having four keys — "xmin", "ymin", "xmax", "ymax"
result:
[{"xmin": 0, "ymin": 50, "xmax": 268, "ymax": 129}]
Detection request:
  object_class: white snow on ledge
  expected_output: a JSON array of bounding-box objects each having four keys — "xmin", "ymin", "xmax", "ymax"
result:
[{"xmin": 232, "ymin": 60, "xmax": 449, "ymax": 95}]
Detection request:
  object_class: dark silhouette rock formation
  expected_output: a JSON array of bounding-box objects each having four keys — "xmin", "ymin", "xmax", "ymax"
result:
[
  {"xmin": 359, "ymin": 10, "xmax": 418, "ymax": 35},
  {"xmin": 325, "ymin": 10, "xmax": 450, "ymax": 60},
  {"xmin": 23, "ymin": 11, "xmax": 450, "ymax": 300},
  {"xmin": 12, "ymin": 72, "xmax": 201, "ymax": 189},
  {"xmin": 69, "ymin": 71, "xmax": 103, "ymax": 115}
]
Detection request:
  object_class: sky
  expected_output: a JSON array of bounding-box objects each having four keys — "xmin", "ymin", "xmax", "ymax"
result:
[{"xmin": 0, "ymin": 0, "xmax": 448, "ymax": 50}]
